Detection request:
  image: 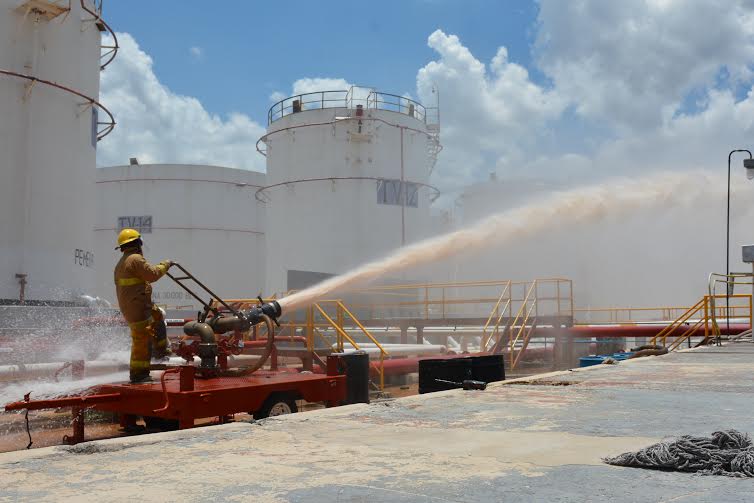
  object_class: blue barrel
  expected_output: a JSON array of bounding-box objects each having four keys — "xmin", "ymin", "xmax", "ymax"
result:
[{"xmin": 579, "ymin": 356, "xmax": 607, "ymax": 367}]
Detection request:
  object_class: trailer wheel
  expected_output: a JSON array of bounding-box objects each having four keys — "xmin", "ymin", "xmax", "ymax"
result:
[
  {"xmin": 143, "ymin": 416, "xmax": 179, "ymax": 431},
  {"xmin": 254, "ymin": 393, "xmax": 298, "ymax": 419}
]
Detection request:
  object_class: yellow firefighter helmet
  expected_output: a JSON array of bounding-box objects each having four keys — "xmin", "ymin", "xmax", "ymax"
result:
[{"xmin": 115, "ymin": 228, "xmax": 141, "ymax": 250}]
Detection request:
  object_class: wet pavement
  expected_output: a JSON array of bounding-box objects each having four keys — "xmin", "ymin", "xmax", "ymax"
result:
[{"xmin": 2, "ymin": 343, "xmax": 754, "ymax": 502}]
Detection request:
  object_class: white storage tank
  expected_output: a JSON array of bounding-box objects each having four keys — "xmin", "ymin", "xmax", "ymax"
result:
[
  {"xmin": 261, "ymin": 87, "xmax": 441, "ymax": 294},
  {"xmin": 0, "ymin": 0, "xmax": 112, "ymax": 303},
  {"xmin": 95, "ymin": 164, "xmax": 267, "ymax": 310}
]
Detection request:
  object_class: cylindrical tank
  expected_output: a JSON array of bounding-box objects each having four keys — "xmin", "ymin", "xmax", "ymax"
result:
[
  {"xmin": 94, "ymin": 164, "xmax": 267, "ymax": 311},
  {"xmin": 0, "ymin": 1, "xmax": 104, "ymax": 303},
  {"xmin": 261, "ymin": 88, "xmax": 440, "ymax": 295}
]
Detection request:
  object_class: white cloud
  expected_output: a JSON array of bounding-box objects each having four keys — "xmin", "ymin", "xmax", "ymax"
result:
[
  {"xmin": 269, "ymin": 91, "xmax": 286, "ymax": 103},
  {"xmin": 96, "ymin": 9, "xmax": 754, "ymax": 212},
  {"xmin": 535, "ymin": 0, "xmax": 754, "ymax": 131},
  {"xmin": 416, "ymin": 30, "xmax": 565, "ymax": 195},
  {"xmin": 291, "ymin": 78, "xmax": 352, "ymax": 95},
  {"xmin": 269, "ymin": 77, "xmax": 357, "ymax": 106},
  {"xmin": 269, "ymin": 77, "xmax": 361, "ymax": 113},
  {"xmin": 97, "ymin": 34, "xmax": 265, "ymax": 171},
  {"xmin": 416, "ymin": 5, "xmax": 754, "ymax": 196},
  {"xmin": 189, "ymin": 46, "xmax": 203, "ymax": 59},
  {"xmin": 530, "ymin": 87, "xmax": 754, "ymax": 182}
]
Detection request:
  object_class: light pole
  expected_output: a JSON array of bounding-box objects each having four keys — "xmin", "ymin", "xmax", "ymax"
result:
[{"xmin": 725, "ymin": 149, "xmax": 753, "ymax": 334}]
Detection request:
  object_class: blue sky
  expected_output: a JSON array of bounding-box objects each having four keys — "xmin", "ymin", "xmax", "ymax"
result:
[
  {"xmin": 98, "ymin": 0, "xmax": 754, "ymax": 202},
  {"xmin": 103, "ymin": 0, "xmax": 539, "ymax": 124}
]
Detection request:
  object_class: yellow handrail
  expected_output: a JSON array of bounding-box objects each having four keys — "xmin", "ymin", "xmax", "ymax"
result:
[
  {"xmin": 336, "ymin": 301, "xmax": 389, "ymax": 390},
  {"xmin": 667, "ymin": 317, "xmax": 706, "ymax": 351},
  {"xmin": 512, "ymin": 299, "xmax": 539, "ymax": 369},
  {"xmin": 649, "ymin": 297, "xmax": 706, "ymax": 347},
  {"xmin": 481, "ymin": 281, "xmax": 512, "ymax": 349},
  {"xmin": 647, "ymin": 294, "xmax": 752, "ymax": 350},
  {"xmin": 481, "ymin": 298, "xmax": 512, "ymax": 352},
  {"xmin": 223, "ymin": 278, "xmax": 573, "ymax": 327},
  {"xmin": 336, "ymin": 301, "xmax": 390, "ymax": 356},
  {"xmin": 311, "ymin": 301, "xmax": 389, "ymax": 390},
  {"xmin": 313, "ymin": 303, "xmax": 360, "ymax": 352},
  {"xmin": 508, "ymin": 280, "xmax": 538, "ymax": 369}
]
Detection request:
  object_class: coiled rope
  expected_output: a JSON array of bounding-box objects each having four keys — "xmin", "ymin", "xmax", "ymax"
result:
[{"xmin": 604, "ymin": 430, "xmax": 754, "ymax": 477}]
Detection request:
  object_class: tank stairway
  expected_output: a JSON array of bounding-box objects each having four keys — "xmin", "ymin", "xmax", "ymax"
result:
[{"xmin": 647, "ymin": 291, "xmax": 753, "ymax": 351}]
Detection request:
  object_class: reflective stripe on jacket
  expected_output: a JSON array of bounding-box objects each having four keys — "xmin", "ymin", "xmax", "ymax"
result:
[{"xmin": 114, "ymin": 250, "xmax": 169, "ymax": 324}]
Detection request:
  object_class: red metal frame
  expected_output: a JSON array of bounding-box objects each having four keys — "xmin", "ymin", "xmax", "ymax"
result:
[{"xmin": 5, "ymin": 366, "xmax": 347, "ymax": 444}]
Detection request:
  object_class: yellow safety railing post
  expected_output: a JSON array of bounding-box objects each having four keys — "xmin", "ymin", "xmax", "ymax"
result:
[
  {"xmin": 306, "ymin": 306, "xmax": 314, "ymax": 352},
  {"xmin": 337, "ymin": 302, "xmax": 345, "ymax": 352},
  {"xmin": 509, "ymin": 281, "xmax": 537, "ymax": 369},
  {"xmin": 556, "ymin": 280, "xmax": 561, "ymax": 316},
  {"xmin": 512, "ymin": 295, "xmax": 538, "ymax": 369},
  {"xmin": 379, "ymin": 352, "xmax": 385, "ymax": 390}
]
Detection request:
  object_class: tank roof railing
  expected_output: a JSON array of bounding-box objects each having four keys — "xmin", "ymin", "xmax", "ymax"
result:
[{"xmin": 267, "ymin": 87, "xmax": 427, "ymax": 125}]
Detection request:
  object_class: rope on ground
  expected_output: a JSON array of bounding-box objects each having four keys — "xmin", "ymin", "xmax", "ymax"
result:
[{"xmin": 604, "ymin": 430, "xmax": 754, "ymax": 477}]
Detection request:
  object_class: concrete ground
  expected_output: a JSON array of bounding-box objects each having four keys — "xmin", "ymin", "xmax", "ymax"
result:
[{"xmin": 2, "ymin": 344, "xmax": 754, "ymax": 502}]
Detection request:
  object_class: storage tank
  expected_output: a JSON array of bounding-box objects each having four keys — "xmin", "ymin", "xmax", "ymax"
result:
[
  {"xmin": 95, "ymin": 164, "xmax": 267, "ymax": 310},
  {"xmin": 260, "ymin": 87, "xmax": 441, "ymax": 294},
  {"xmin": 0, "ymin": 0, "xmax": 115, "ymax": 304}
]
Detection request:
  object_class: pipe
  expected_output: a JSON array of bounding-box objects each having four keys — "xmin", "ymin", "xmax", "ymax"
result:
[
  {"xmin": 183, "ymin": 321, "xmax": 217, "ymax": 370},
  {"xmin": 0, "ymin": 355, "xmax": 264, "ymax": 382},
  {"xmin": 221, "ymin": 314, "xmax": 276, "ymax": 376},
  {"xmin": 566, "ymin": 324, "xmax": 749, "ymax": 338},
  {"xmin": 343, "ymin": 346, "xmax": 446, "ymax": 358},
  {"xmin": 340, "ymin": 344, "xmax": 447, "ymax": 357}
]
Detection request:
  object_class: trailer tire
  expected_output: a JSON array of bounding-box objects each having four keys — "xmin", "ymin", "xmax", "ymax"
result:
[
  {"xmin": 143, "ymin": 416, "xmax": 179, "ymax": 431},
  {"xmin": 254, "ymin": 393, "xmax": 298, "ymax": 419}
]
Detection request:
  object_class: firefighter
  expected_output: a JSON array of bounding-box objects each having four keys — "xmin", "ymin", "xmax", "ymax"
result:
[{"xmin": 114, "ymin": 228, "xmax": 173, "ymax": 383}]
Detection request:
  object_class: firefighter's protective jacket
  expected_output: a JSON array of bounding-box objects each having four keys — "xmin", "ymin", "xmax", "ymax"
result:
[{"xmin": 114, "ymin": 250, "xmax": 169, "ymax": 324}]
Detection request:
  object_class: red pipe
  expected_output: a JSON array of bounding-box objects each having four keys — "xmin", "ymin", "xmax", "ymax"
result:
[{"xmin": 564, "ymin": 324, "xmax": 749, "ymax": 338}]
